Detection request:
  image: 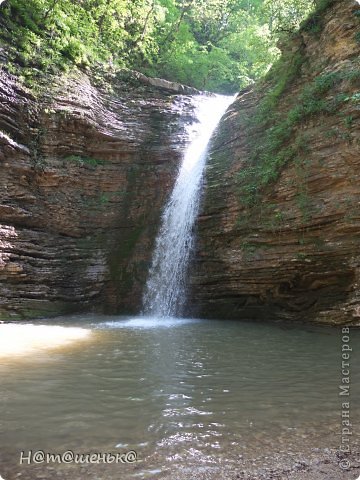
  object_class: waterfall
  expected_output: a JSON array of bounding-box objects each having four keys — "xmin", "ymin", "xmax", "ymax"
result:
[{"xmin": 142, "ymin": 94, "xmax": 234, "ymax": 318}]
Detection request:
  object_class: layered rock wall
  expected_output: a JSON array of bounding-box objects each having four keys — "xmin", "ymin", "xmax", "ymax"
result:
[
  {"xmin": 191, "ymin": 0, "xmax": 360, "ymax": 325},
  {"xmin": 0, "ymin": 70, "xmax": 197, "ymax": 319}
]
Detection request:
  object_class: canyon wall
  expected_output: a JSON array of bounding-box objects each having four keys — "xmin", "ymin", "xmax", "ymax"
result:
[
  {"xmin": 1, "ymin": 0, "xmax": 359, "ymax": 326},
  {"xmin": 191, "ymin": 0, "xmax": 360, "ymax": 325},
  {"xmin": 0, "ymin": 69, "xmax": 197, "ymax": 320}
]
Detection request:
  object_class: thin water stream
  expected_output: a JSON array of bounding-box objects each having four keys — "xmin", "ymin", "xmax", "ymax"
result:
[{"xmin": 143, "ymin": 94, "xmax": 233, "ymax": 317}]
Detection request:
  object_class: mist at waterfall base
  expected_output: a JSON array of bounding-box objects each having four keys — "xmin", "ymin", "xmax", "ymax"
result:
[{"xmin": 142, "ymin": 94, "xmax": 234, "ymax": 318}]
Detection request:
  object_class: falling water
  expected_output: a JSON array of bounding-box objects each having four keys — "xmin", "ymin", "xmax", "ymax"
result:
[{"xmin": 143, "ymin": 94, "xmax": 234, "ymax": 317}]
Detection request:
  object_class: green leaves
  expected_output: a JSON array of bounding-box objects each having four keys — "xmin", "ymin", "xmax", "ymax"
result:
[
  {"xmin": 2, "ymin": 0, "xmax": 318, "ymax": 92},
  {"xmin": 146, "ymin": 0, "xmax": 315, "ymax": 92}
]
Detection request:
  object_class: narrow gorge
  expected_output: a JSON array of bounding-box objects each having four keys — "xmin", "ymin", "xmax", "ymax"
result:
[{"xmin": 0, "ymin": 1, "xmax": 360, "ymax": 480}]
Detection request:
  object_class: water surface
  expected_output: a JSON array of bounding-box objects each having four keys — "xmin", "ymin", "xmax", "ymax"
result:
[{"xmin": 0, "ymin": 315, "xmax": 359, "ymax": 479}]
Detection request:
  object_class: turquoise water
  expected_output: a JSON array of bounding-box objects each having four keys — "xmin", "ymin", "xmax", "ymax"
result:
[{"xmin": 0, "ymin": 316, "xmax": 359, "ymax": 479}]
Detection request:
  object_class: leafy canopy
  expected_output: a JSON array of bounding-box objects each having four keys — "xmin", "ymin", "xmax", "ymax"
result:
[{"xmin": 1, "ymin": 0, "xmax": 318, "ymax": 92}]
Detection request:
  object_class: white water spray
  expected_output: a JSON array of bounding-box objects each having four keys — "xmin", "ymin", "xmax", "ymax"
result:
[{"xmin": 143, "ymin": 94, "xmax": 234, "ymax": 317}]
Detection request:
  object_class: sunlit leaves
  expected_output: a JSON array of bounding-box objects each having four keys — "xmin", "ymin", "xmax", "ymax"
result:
[
  {"xmin": 2, "ymin": 0, "xmax": 316, "ymax": 91},
  {"xmin": 263, "ymin": 0, "xmax": 315, "ymax": 33}
]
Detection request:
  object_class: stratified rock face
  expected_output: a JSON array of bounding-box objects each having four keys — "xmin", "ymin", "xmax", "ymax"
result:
[
  {"xmin": 0, "ymin": 70, "xmax": 197, "ymax": 320},
  {"xmin": 191, "ymin": 0, "xmax": 360, "ymax": 325}
]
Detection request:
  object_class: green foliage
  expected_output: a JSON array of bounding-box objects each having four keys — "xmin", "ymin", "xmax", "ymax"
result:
[
  {"xmin": 354, "ymin": 4, "xmax": 360, "ymax": 43},
  {"xmin": 240, "ymin": 241, "xmax": 259, "ymax": 260},
  {"xmin": 261, "ymin": 50, "xmax": 305, "ymax": 110},
  {"xmin": 343, "ymin": 115, "xmax": 354, "ymax": 129},
  {"xmin": 300, "ymin": 0, "xmax": 336, "ymax": 34},
  {"xmin": 1, "ymin": 0, "xmax": 317, "ymax": 92},
  {"xmin": 149, "ymin": 0, "xmax": 314, "ymax": 92},
  {"xmin": 64, "ymin": 155, "xmax": 105, "ymax": 167},
  {"xmin": 263, "ymin": 0, "xmax": 314, "ymax": 34}
]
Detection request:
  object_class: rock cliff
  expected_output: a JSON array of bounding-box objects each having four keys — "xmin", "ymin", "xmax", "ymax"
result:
[
  {"xmin": 0, "ymin": 68, "xmax": 198, "ymax": 320},
  {"xmin": 1, "ymin": 0, "xmax": 359, "ymax": 326},
  {"xmin": 191, "ymin": 0, "xmax": 360, "ymax": 325}
]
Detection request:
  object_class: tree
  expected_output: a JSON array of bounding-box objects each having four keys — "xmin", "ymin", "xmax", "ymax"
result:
[{"xmin": 1, "ymin": 0, "xmax": 317, "ymax": 92}]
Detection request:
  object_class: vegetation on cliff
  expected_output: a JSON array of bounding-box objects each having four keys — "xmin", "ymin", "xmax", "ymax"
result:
[
  {"xmin": 1, "ymin": 0, "xmax": 322, "ymax": 93},
  {"xmin": 236, "ymin": 0, "xmax": 360, "ymax": 208}
]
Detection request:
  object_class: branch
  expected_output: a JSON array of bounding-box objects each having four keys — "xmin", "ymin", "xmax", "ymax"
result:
[
  {"xmin": 159, "ymin": 0, "xmax": 195, "ymax": 51},
  {"xmin": 43, "ymin": 0, "xmax": 59, "ymax": 22},
  {"xmin": 134, "ymin": 0, "xmax": 155, "ymax": 46}
]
